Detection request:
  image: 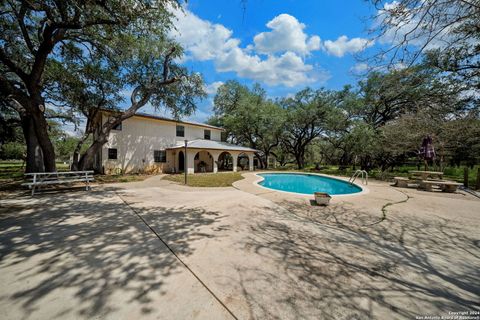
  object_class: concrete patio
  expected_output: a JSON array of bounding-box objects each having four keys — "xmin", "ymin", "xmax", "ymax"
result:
[{"xmin": 1, "ymin": 173, "xmax": 479, "ymax": 319}]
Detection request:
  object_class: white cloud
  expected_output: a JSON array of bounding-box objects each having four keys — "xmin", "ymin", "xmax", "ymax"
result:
[
  {"xmin": 215, "ymin": 50, "xmax": 328, "ymax": 87},
  {"xmin": 253, "ymin": 14, "xmax": 321, "ymax": 55},
  {"xmin": 351, "ymin": 62, "xmax": 369, "ymax": 73},
  {"xmin": 171, "ymin": 7, "xmax": 239, "ymax": 61},
  {"xmin": 307, "ymin": 36, "xmax": 322, "ymax": 52},
  {"xmin": 170, "ymin": 7, "xmax": 325, "ymax": 87},
  {"xmin": 324, "ymin": 36, "xmax": 374, "ymax": 57},
  {"xmin": 391, "ymin": 62, "xmax": 407, "ymax": 71},
  {"xmin": 187, "ymin": 108, "xmax": 211, "ymax": 123},
  {"xmin": 377, "ymin": 1, "xmax": 453, "ymax": 50},
  {"xmin": 204, "ymin": 81, "xmax": 224, "ymax": 95}
]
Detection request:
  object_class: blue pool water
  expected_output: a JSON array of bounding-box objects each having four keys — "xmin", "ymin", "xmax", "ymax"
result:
[{"xmin": 258, "ymin": 173, "xmax": 362, "ymax": 195}]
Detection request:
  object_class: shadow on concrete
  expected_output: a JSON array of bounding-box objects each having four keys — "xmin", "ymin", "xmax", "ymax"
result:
[
  {"xmin": 0, "ymin": 189, "xmax": 225, "ymax": 318},
  {"xmin": 235, "ymin": 200, "xmax": 480, "ymax": 319}
]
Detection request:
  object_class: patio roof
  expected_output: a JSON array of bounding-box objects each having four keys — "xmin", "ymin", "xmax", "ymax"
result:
[{"xmin": 167, "ymin": 139, "xmax": 258, "ymax": 152}]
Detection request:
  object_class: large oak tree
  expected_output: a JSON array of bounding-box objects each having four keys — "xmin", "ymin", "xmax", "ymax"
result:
[
  {"xmin": 210, "ymin": 81, "xmax": 284, "ymax": 168},
  {"xmin": 279, "ymin": 88, "xmax": 333, "ymax": 169},
  {"xmin": 0, "ymin": 0, "xmax": 204, "ymax": 172}
]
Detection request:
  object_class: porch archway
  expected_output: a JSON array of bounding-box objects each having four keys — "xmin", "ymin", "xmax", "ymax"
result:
[
  {"xmin": 217, "ymin": 151, "xmax": 233, "ymax": 171},
  {"xmin": 178, "ymin": 151, "xmax": 185, "ymax": 172},
  {"xmin": 194, "ymin": 150, "xmax": 214, "ymax": 173},
  {"xmin": 237, "ymin": 153, "xmax": 250, "ymax": 171}
]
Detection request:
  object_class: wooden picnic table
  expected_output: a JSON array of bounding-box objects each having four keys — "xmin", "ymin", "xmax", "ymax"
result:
[{"xmin": 409, "ymin": 170, "xmax": 444, "ymax": 180}]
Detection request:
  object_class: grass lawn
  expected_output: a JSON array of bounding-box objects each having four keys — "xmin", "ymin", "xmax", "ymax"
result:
[
  {"xmin": 163, "ymin": 172, "xmax": 244, "ymax": 187},
  {"xmin": 0, "ymin": 161, "xmax": 70, "ymax": 192},
  {"xmin": 0, "ymin": 161, "xmax": 70, "ymax": 181},
  {"xmin": 0, "ymin": 160, "xmax": 151, "ymax": 191}
]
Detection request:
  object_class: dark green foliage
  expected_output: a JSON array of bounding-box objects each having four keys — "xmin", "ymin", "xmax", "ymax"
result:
[
  {"xmin": 0, "ymin": 0, "xmax": 205, "ymax": 172},
  {"xmin": 210, "ymin": 81, "xmax": 284, "ymax": 168},
  {"xmin": 214, "ymin": 68, "xmax": 479, "ymax": 172},
  {"xmin": 0, "ymin": 142, "xmax": 25, "ymax": 160}
]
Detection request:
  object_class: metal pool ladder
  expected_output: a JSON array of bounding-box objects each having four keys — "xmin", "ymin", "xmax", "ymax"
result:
[{"xmin": 349, "ymin": 170, "xmax": 368, "ymax": 185}]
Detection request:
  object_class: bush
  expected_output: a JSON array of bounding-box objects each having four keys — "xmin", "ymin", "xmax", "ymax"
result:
[{"xmin": 0, "ymin": 142, "xmax": 25, "ymax": 160}]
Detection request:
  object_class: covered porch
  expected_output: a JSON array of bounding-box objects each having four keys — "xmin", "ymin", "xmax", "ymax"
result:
[{"xmin": 167, "ymin": 140, "xmax": 257, "ymax": 174}]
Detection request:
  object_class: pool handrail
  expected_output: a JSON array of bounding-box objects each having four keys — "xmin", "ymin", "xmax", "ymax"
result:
[{"xmin": 349, "ymin": 170, "xmax": 368, "ymax": 185}]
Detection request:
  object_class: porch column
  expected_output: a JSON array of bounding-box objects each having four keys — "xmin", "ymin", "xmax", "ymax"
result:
[
  {"xmin": 211, "ymin": 150, "xmax": 221, "ymax": 173},
  {"xmin": 248, "ymin": 153, "xmax": 254, "ymax": 171},
  {"xmin": 231, "ymin": 152, "xmax": 239, "ymax": 172},
  {"xmin": 186, "ymin": 150, "xmax": 196, "ymax": 174}
]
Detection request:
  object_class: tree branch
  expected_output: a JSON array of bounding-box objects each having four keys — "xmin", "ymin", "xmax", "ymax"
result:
[
  {"xmin": 0, "ymin": 47, "xmax": 29, "ymax": 82},
  {"xmin": 163, "ymin": 47, "xmax": 176, "ymax": 81},
  {"xmin": 12, "ymin": 2, "xmax": 36, "ymax": 54}
]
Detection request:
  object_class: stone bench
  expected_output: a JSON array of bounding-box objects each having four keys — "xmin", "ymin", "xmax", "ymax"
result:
[
  {"xmin": 419, "ymin": 180, "xmax": 462, "ymax": 193},
  {"xmin": 392, "ymin": 177, "xmax": 411, "ymax": 188}
]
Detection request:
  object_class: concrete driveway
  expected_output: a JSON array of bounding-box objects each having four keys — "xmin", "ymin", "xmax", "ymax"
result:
[{"xmin": 1, "ymin": 174, "xmax": 479, "ymax": 319}]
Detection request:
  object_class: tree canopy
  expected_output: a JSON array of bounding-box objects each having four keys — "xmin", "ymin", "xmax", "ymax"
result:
[
  {"xmin": 210, "ymin": 81, "xmax": 284, "ymax": 168},
  {"xmin": 210, "ymin": 67, "xmax": 479, "ymax": 171},
  {"xmin": 1, "ymin": 0, "xmax": 478, "ymax": 175},
  {"xmin": 369, "ymin": 0, "xmax": 480, "ymax": 90},
  {"xmin": 0, "ymin": 0, "xmax": 205, "ymax": 172}
]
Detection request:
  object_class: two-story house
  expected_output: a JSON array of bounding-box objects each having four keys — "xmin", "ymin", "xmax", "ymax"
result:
[{"xmin": 94, "ymin": 111, "xmax": 257, "ymax": 174}]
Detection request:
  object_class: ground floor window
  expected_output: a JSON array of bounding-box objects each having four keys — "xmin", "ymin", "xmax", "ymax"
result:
[
  {"xmin": 108, "ymin": 148, "xmax": 118, "ymax": 160},
  {"xmin": 154, "ymin": 150, "xmax": 166, "ymax": 163}
]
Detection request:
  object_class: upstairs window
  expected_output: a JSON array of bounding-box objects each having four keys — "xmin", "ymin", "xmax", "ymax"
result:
[
  {"xmin": 221, "ymin": 132, "xmax": 227, "ymax": 142},
  {"xmin": 176, "ymin": 125, "xmax": 184, "ymax": 137},
  {"xmin": 108, "ymin": 148, "xmax": 118, "ymax": 160},
  {"xmin": 204, "ymin": 129, "xmax": 211, "ymax": 140},
  {"xmin": 154, "ymin": 150, "xmax": 166, "ymax": 163}
]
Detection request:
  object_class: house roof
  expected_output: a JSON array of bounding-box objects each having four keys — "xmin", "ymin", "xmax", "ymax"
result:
[
  {"xmin": 167, "ymin": 139, "xmax": 258, "ymax": 153},
  {"xmin": 134, "ymin": 113, "xmax": 224, "ymax": 131},
  {"xmin": 100, "ymin": 109, "xmax": 224, "ymax": 131}
]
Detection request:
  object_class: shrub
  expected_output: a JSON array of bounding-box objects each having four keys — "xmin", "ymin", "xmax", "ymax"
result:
[{"xmin": 0, "ymin": 142, "xmax": 25, "ymax": 160}]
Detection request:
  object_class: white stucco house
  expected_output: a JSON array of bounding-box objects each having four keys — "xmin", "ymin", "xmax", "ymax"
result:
[{"xmin": 93, "ymin": 111, "xmax": 257, "ymax": 174}]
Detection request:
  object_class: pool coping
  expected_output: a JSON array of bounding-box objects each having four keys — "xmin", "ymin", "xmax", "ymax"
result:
[{"xmin": 252, "ymin": 171, "xmax": 369, "ymax": 198}]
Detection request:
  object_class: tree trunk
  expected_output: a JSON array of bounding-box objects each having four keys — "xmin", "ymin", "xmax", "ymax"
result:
[
  {"xmin": 254, "ymin": 152, "xmax": 266, "ymax": 169},
  {"xmin": 71, "ymin": 133, "xmax": 90, "ymax": 171},
  {"xmin": 78, "ymin": 137, "xmax": 107, "ymax": 171},
  {"xmin": 295, "ymin": 153, "xmax": 305, "ymax": 169},
  {"xmin": 260, "ymin": 156, "xmax": 267, "ymax": 169},
  {"xmin": 31, "ymin": 108, "xmax": 57, "ymax": 172},
  {"xmin": 71, "ymin": 152, "xmax": 79, "ymax": 171},
  {"xmin": 21, "ymin": 114, "xmax": 45, "ymax": 173}
]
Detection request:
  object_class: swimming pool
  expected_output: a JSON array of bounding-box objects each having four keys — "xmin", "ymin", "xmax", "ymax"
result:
[{"xmin": 257, "ymin": 173, "xmax": 362, "ymax": 195}]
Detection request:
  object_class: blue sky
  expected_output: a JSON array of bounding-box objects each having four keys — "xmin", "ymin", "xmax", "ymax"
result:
[
  {"xmin": 164, "ymin": 0, "xmax": 378, "ymax": 123},
  {"xmin": 62, "ymin": 1, "xmax": 382, "ymax": 135},
  {"xmin": 60, "ymin": 1, "xmax": 445, "ymax": 134},
  {"xmin": 187, "ymin": 0, "xmax": 374, "ymax": 87}
]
